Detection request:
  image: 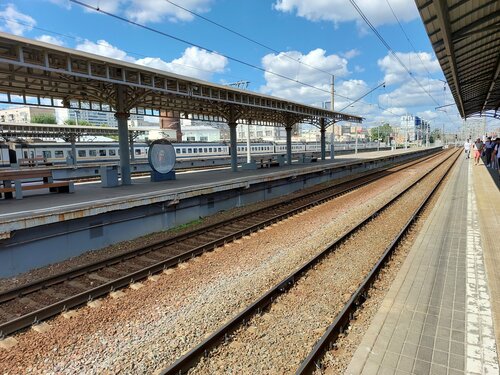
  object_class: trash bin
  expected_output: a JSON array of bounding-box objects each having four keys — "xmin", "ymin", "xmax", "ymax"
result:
[{"xmin": 100, "ymin": 165, "xmax": 119, "ymax": 187}]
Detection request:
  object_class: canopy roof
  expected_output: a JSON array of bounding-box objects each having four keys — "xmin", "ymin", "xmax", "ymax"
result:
[
  {"xmin": 416, "ymin": 0, "xmax": 499, "ymax": 118},
  {"xmin": 0, "ymin": 32, "xmax": 361, "ymax": 126}
]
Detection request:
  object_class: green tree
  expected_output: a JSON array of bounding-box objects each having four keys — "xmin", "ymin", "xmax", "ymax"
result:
[
  {"xmin": 370, "ymin": 124, "xmax": 393, "ymax": 143},
  {"xmin": 31, "ymin": 114, "xmax": 56, "ymax": 124},
  {"xmin": 429, "ymin": 129, "xmax": 440, "ymax": 143},
  {"xmin": 64, "ymin": 119, "xmax": 92, "ymax": 126}
]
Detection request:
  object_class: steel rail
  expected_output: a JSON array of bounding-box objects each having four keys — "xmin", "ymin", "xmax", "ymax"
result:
[
  {"xmin": 160, "ymin": 149, "xmax": 459, "ymax": 374},
  {"xmin": 0, "ymin": 150, "xmax": 441, "ymax": 304},
  {"xmin": 295, "ymin": 149, "xmax": 460, "ymax": 374},
  {"xmin": 0, "ymin": 150, "xmax": 443, "ymax": 338}
]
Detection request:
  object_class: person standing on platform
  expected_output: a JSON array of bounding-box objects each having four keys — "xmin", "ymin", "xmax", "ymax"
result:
[
  {"xmin": 492, "ymin": 138, "xmax": 500, "ymax": 170},
  {"xmin": 484, "ymin": 136, "xmax": 494, "ymax": 167},
  {"xmin": 463, "ymin": 139, "xmax": 471, "ymax": 159},
  {"xmin": 473, "ymin": 138, "xmax": 484, "ymax": 166}
]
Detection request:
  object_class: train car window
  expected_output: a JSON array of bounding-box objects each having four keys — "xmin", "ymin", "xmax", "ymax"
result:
[
  {"xmin": 193, "ymin": 148, "xmax": 197, "ymax": 153},
  {"xmin": 109, "ymin": 150, "xmax": 116, "ymax": 156},
  {"xmin": 204, "ymin": 148, "xmax": 207, "ymax": 152},
  {"xmin": 55, "ymin": 150, "xmax": 64, "ymax": 158},
  {"xmin": 209, "ymin": 148, "xmax": 213, "ymax": 152},
  {"xmin": 182, "ymin": 149, "xmax": 186, "ymax": 154},
  {"xmin": 78, "ymin": 150, "xmax": 86, "ymax": 157},
  {"xmin": 175, "ymin": 148, "xmax": 180, "ymax": 154},
  {"xmin": 218, "ymin": 148, "xmax": 222, "ymax": 152},
  {"xmin": 89, "ymin": 150, "xmax": 97, "ymax": 156},
  {"xmin": 199, "ymin": 148, "xmax": 203, "ymax": 153},
  {"xmin": 99, "ymin": 150, "xmax": 107, "ymax": 156},
  {"xmin": 187, "ymin": 148, "xmax": 192, "ymax": 153},
  {"xmin": 43, "ymin": 151, "xmax": 52, "ymax": 158},
  {"xmin": 135, "ymin": 149, "xmax": 142, "ymax": 155}
]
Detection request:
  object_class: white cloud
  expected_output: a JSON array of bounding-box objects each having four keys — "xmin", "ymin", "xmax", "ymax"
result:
[
  {"xmin": 47, "ymin": 0, "xmax": 71, "ymax": 9},
  {"xmin": 378, "ymin": 78, "xmax": 452, "ymax": 108},
  {"xmin": 66, "ymin": 0, "xmax": 212, "ymax": 24},
  {"xmin": 125, "ymin": 0, "xmax": 212, "ymax": 23},
  {"xmin": 383, "ymin": 107, "xmax": 406, "ymax": 116},
  {"xmin": 0, "ymin": 3, "xmax": 36, "ymax": 36},
  {"xmin": 75, "ymin": 39, "xmax": 227, "ymax": 81},
  {"xmin": 260, "ymin": 49, "xmax": 350, "ymax": 103},
  {"xmin": 76, "ymin": 39, "xmax": 135, "ymax": 62},
  {"xmin": 137, "ymin": 46, "xmax": 227, "ymax": 80},
  {"xmin": 378, "ymin": 52, "xmax": 441, "ymax": 85},
  {"xmin": 36, "ymin": 35, "xmax": 65, "ymax": 46},
  {"xmin": 416, "ymin": 110, "xmax": 439, "ymax": 120},
  {"xmin": 274, "ymin": 0, "xmax": 418, "ymax": 28},
  {"xmin": 342, "ymin": 49, "xmax": 361, "ymax": 59}
]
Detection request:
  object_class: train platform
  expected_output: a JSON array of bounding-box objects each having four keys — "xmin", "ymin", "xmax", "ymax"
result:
[
  {"xmin": 346, "ymin": 158, "xmax": 500, "ymax": 374},
  {"xmin": 0, "ymin": 148, "xmax": 425, "ymax": 225},
  {"xmin": 0, "ymin": 147, "xmax": 438, "ymax": 277}
]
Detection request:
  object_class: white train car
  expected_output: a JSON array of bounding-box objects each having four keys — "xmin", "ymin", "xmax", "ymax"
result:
[
  {"xmin": 0, "ymin": 144, "xmax": 11, "ymax": 167},
  {"xmin": 7, "ymin": 140, "xmax": 382, "ymax": 167}
]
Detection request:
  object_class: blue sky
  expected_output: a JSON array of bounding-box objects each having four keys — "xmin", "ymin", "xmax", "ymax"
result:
[{"xmin": 0, "ymin": 0, "xmax": 468, "ymax": 130}]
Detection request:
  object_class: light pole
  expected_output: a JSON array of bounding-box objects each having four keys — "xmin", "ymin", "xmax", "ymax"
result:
[
  {"xmin": 405, "ymin": 115, "xmax": 409, "ymax": 149},
  {"xmin": 377, "ymin": 124, "xmax": 380, "ymax": 151}
]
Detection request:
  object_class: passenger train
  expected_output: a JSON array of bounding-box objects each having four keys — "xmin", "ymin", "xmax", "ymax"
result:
[{"xmin": 0, "ymin": 140, "xmax": 381, "ymax": 167}]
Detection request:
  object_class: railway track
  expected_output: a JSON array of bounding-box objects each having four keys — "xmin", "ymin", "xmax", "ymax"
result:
[
  {"xmin": 161, "ymin": 149, "xmax": 460, "ymax": 374},
  {"xmin": 0, "ymin": 150, "xmax": 443, "ymax": 338}
]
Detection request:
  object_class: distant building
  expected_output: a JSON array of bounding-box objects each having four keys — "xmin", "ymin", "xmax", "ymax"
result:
[
  {"xmin": 237, "ymin": 125, "xmax": 286, "ymax": 142},
  {"xmin": 401, "ymin": 114, "xmax": 430, "ymax": 143},
  {"xmin": 182, "ymin": 125, "xmax": 221, "ymax": 142},
  {"xmin": 55, "ymin": 108, "xmax": 147, "ymax": 127},
  {"xmin": 0, "ymin": 106, "xmax": 55, "ymax": 123}
]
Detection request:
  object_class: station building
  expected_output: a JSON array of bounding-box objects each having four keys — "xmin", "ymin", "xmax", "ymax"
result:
[{"xmin": 0, "ymin": 106, "xmax": 56, "ymax": 123}]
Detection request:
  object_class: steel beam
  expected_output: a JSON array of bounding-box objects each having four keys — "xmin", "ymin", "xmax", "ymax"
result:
[
  {"xmin": 320, "ymin": 118, "xmax": 326, "ymax": 161},
  {"xmin": 115, "ymin": 85, "xmax": 132, "ymax": 185},
  {"xmin": 286, "ymin": 126, "xmax": 293, "ymax": 165},
  {"xmin": 228, "ymin": 122, "xmax": 238, "ymax": 172},
  {"xmin": 434, "ymin": 0, "xmax": 466, "ymax": 117}
]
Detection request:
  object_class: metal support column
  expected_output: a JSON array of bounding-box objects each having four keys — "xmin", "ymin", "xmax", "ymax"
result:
[
  {"xmin": 229, "ymin": 122, "xmax": 238, "ymax": 172},
  {"xmin": 129, "ymin": 132, "xmax": 135, "ymax": 161},
  {"xmin": 286, "ymin": 126, "xmax": 293, "ymax": 165},
  {"xmin": 115, "ymin": 85, "xmax": 132, "ymax": 185},
  {"xmin": 320, "ymin": 118, "xmax": 326, "ymax": 160},
  {"xmin": 69, "ymin": 133, "xmax": 77, "ymax": 166}
]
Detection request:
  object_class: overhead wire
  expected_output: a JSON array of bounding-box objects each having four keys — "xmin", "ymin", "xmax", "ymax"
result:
[
  {"xmin": 348, "ymin": 0, "xmax": 441, "ymax": 107},
  {"xmin": 69, "ymin": 0, "xmax": 388, "ymax": 110},
  {"xmin": 2, "ymin": 2, "xmax": 395, "ymax": 117},
  {"xmin": 384, "ymin": 0, "xmax": 436, "ymax": 82},
  {"xmin": 163, "ymin": 0, "xmax": 360, "ymax": 86}
]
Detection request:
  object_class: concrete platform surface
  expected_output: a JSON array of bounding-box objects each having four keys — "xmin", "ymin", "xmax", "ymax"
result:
[{"xmin": 346, "ymin": 158, "xmax": 499, "ymax": 374}]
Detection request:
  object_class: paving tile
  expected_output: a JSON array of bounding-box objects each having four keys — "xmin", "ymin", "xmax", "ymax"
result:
[
  {"xmin": 430, "ymin": 363, "xmax": 448, "ymax": 375},
  {"xmin": 346, "ymin": 159, "xmax": 499, "ymax": 375},
  {"xmin": 381, "ymin": 351, "xmax": 399, "ymax": 369},
  {"xmin": 449, "ymin": 353, "xmax": 465, "ymax": 371},
  {"xmin": 416, "ymin": 346, "xmax": 433, "ymax": 363},
  {"xmin": 413, "ymin": 359, "xmax": 431, "ymax": 375},
  {"xmin": 432, "ymin": 349, "xmax": 448, "ymax": 367},
  {"xmin": 396, "ymin": 356, "xmax": 414, "ymax": 373},
  {"xmin": 419, "ymin": 335, "xmax": 435, "ymax": 349}
]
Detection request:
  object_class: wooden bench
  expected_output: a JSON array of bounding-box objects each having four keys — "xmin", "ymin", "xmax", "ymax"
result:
[{"xmin": 0, "ymin": 169, "xmax": 74, "ymax": 200}]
